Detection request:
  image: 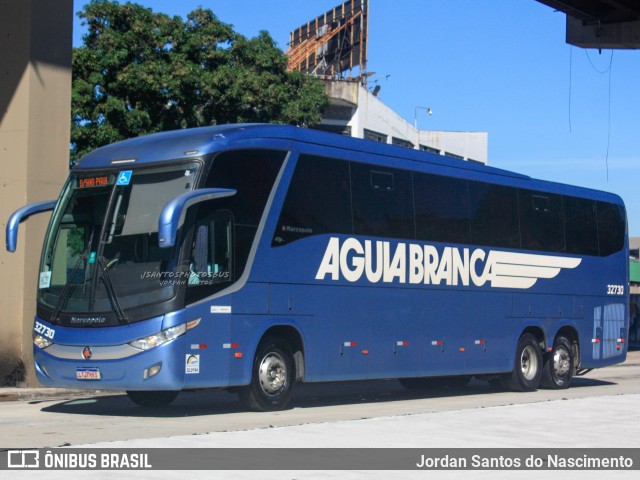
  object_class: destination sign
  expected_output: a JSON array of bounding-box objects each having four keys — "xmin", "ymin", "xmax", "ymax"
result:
[{"xmin": 78, "ymin": 176, "xmax": 111, "ymax": 188}]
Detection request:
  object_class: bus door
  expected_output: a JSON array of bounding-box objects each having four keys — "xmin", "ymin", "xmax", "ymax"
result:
[
  {"xmin": 463, "ymin": 291, "xmax": 511, "ymax": 373},
  {"xmin": 367, "ymin": 288, "xmax": 423, "ymax": 378},
  {"xmin": 331, "ymin": 286, "xmax": 372, "ymax": 380},
  {"xmin": 423, "ymin": 290, "xmax": 465, "ymax": 375}
]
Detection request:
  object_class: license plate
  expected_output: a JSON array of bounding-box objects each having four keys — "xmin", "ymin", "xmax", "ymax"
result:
[{"xmin": 76, "ymin": 367, "xmax": 101, "ymax": 380}]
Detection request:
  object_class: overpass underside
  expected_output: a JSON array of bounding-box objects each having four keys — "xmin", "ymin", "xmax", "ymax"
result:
[{"xmin": 537, "ymin": 0, "xmax": 640, "ymax": 49}]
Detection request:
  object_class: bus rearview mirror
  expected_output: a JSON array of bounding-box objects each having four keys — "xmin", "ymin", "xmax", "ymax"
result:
[{"xmin": 157, "ymin": 188, "xmax": 236, "ymax": 249}]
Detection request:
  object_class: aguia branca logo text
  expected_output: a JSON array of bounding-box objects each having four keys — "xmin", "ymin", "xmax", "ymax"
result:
[{"xmin": 315, "ymin": 237, "xmax": 581, "ymax": 290}]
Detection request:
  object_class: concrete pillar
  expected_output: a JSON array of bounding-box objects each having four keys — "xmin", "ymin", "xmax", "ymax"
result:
[{"xmin": 0, "ymin": 0, "xmax": 72, "ymax": 386}]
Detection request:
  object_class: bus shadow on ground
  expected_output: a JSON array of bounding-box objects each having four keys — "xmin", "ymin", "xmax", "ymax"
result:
[
  {"xmin": 38, "ymin": 376, "xmax": 615, "ymax": 418},
  {"xmin": 570, "ymin": 377, "xmax": 616, "ymax": 388},
  {"xmin": 39, "ymin": 389, "xmax": 246, "ymax": 418}
]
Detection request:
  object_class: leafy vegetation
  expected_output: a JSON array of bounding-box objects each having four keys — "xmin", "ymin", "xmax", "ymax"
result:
[{"xmin": 71, "ymin": 0, "xmax": 328, "ymax": 163}]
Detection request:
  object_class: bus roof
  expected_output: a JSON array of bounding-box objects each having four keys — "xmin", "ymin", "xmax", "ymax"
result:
[
  {"xmin": 76, "ymin": 123, "xmax": 513, "ymax": 176},
  {"xmin": 73, "ymin": 124, "xmax": 623, "ymax": 205}
]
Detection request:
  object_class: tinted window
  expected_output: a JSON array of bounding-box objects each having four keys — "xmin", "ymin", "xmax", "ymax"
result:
[
  {"xmin": 597, "ymin": 201, "xmax": 626, "ymax": 256},
  {"xmin": 351, "ymin": 162, "xmax": 414, "ymax": 239},
  {"xmin": 184, "ymin": 210, "xmax": 234, "ymax": 304},
  {"xmin": 205, "ymin": 149, "xmax": 285, "ymax": 226},
  {"xmin": 564, "ymin": 196, "xmax": 598, "ymax": 255},
  {"xmin": 468, "ymin": 182, "xmax": 520, "ymax": 248},
  {"xmin": 273, "ymin": 154, "xmax": 352, "ymax": 246},
  {"xmin": 205, "ymin": 149, "xmax": 286, "ymax": 273},
  {"xmin": 414, "ymin": 173, "xmax": 470, "ymax": 244},
  {"xmin": 518, "ymin": 189, "xmax": 565, "ymax": 253}
]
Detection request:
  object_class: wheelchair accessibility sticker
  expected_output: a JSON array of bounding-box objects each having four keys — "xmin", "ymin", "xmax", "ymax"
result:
[{"xmin": 116, "ymin": 171, "xmax": 133, "ymax": 186}]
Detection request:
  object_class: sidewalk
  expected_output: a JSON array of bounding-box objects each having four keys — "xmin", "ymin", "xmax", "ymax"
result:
[
  {"xmin": 0, "ymin": 387, "xmax": 121, "ymax": 402},
  {"xmin": 12, "ymin": 393, "xmax": 640, "ymax": 480}
]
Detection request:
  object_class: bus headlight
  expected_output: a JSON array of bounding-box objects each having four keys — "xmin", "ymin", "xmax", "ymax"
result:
[
  {"xmin": 128, "ymin": 324, "xmax": 186, "ymax": 351},
  {"xmin": 33, "ymin": 333, "xmax": 53, "ymax": 349}
]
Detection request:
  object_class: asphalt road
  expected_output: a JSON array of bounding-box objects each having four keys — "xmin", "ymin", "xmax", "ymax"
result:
[{"xmin": 2, "ymin": 351, "xmax": 639, "ymax": 449}]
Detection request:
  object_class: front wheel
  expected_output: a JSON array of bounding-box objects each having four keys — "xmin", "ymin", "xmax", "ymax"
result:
[
  {"xmin": 541, "ymin": 335, "xmax": 574, "ymax": 389},
  {"xmin": 238, "ymin": 337, "xmax": 295, "ymax": 411},
  {"xmin": 126, "ymin": 390, "xmax": 179, "ymax": 407},
  {"xmin": 506, "ymin": 333, "xmax": 542, "ymax": 392}
]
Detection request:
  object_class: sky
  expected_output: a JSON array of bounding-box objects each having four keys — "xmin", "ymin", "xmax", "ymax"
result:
[{"xmin": 72, "ymin": 0, "xmax": 640, "ymax": 236}]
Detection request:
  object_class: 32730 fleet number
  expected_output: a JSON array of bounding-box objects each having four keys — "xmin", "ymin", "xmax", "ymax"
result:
[
  {"xmin": 607, "ymin": 284, "xmax": 624, "ymax": 295},
  {"xmin": 34, "ymin": 321, "xmax": 55, "ymax": 339}
]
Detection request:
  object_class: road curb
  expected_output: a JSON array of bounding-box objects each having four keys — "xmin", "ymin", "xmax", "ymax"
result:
[{"xmin": 0, "ymin": 388, "xmax": 121, "ymax": 403}]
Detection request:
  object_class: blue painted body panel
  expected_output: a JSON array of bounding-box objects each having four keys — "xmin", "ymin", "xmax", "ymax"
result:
[{"xmin": 31, "ymin": 124, "xmax": 628, "ymax": 391}]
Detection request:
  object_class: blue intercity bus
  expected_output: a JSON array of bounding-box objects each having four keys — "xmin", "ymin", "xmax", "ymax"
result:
[{"xmin": 6, "ymin": 124, "xmax": 629, "ymax": 409}]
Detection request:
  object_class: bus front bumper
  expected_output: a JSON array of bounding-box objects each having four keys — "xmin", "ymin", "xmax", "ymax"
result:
[{"xmin": 33, "ymin": 337, "xmax": 186, "ymax": 391}]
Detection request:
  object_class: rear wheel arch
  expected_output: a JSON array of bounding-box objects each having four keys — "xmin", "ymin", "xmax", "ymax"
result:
[
  {"xmin": 520, "ymin": 325, "xmax": 546, "ymax": 349},
  {"xmin": 541, "ymin": 326, "xmax": 580, "ymax": 389},
  {"xmin": 554, "ymin": 325, "xmax": 580, "ymax": 368}
]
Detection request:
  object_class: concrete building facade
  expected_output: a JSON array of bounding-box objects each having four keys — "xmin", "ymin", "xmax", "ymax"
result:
[
  {"xmin": 0, "ymin": 0, "xmax": 72, "ymax": 386},
  {"xmin": 317, "ymin": 80, "xmax": 488, "ymax": 164}
]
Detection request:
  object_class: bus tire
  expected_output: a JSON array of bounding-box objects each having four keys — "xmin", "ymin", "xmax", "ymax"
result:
[
  {"xmin": 507, "ymin": 333, "xmax": 542, "ymax": 392},
  {"xmin": 540, "ymin": 335, "xmax": 574, "ymax": 389},
  {"xmin": 126, "ymin": 390, "xmax": 179, "ymax": 407},
  {"xmin": 238, "ymin": 336, "xmax": 295, "ymax": 411}
]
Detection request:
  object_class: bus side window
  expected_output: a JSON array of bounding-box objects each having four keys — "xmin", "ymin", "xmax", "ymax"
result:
[
  {"xmin": 597, "ymin": 201, "xmax": 626, "ymax": 256},
  {"xmin": 186, "ymin": 210, "xmax": 233, "ymax": 303},
  {"xmin": 414, "ymin": 172, "xmax": 470, "ymax": 244},
  {"xmin": 351, "ymin": 162, "xmax": 414, "ymax": 239},
  {"xmin": 564, "ymin": 196, "xmax": 598, "ymax": 256},
  {"xmin": 273, "ymin": 154, "xmax": 352, "ymax": 246},
  {"xmin": 468, "ymin": 182, "xmax": 519, "ymax": 249},
  {"xmin": 519, "ymin": 190, "xmax": 565, "ymax": 253}
]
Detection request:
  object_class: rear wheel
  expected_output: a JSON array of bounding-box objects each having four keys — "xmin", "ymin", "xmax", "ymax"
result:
[
  {"xmin": 126, "ymin": 390, "xmax": 179, "ymax": 407},
  {"xmin": 541, "ymin": 335, "xmax": 574, "ymax": 389},
  {"xmin": 238, "ymin": 336, "xmax": 295, "ymax": 411},
  {"xmin": 506, "ymin": 333, "xmax": 542, "ymax": 392}
]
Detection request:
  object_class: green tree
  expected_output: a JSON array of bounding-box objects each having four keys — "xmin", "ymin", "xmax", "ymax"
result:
[{"xmin": 71, "ymin": 0, "xmax": 328, "ymax": 164}]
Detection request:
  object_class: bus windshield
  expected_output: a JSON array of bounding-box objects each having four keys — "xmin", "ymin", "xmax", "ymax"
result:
[{"xmin": 38, "ymin": 162, "xmax": 201, "ymax": 322}]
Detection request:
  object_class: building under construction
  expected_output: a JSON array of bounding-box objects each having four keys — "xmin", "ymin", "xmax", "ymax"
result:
[
  {"xmin": 287, "ymin": 0, "xmax": 368, "ymax": 78},
  {"xmin": 286, "ymin": 0, "xmax": 488, "ymax": 164}
]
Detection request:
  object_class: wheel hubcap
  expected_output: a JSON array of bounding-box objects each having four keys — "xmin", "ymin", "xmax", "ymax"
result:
[
  {"xmin": 520, "ymin": 345, "xmax": 539, "ymax": 381},
  {"xmin": 258, "ymin": 352, "xmax": 287, "ymax": 395},
  {"xmin": 553, "ymin": 346, "xmax": 571, "ymax": 377}
]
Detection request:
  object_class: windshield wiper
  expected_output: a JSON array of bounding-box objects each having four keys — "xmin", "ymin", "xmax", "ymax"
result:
[
  {"xmin": 82, "ymin": 228, "xmax": 96, "ymax": 295},
  {"xmin": 97, "ymin": 256, "xmax": 129, "ymax": 325}
]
